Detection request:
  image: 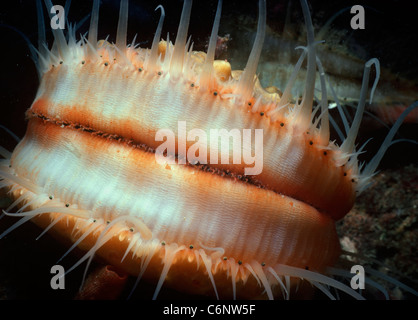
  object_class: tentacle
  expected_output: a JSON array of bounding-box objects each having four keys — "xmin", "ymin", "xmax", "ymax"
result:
[
  {"xmin": 87, "ymin": 0, "xmax": 100, "ymax": 54},
  {"xmin": 170, "ymin": 0, "xmax": 193, "ymax": 79},
  {"xmin": 358, "ymin": 101, "xmax": 418, "ymax": 192},
  {"xmin": 35, "ymin": 213, "xmax": 66, "ymax": 240},
  {"xmin": 250, "ymin": 261, "xmax": 274, "ymax": 300},
  {"xmin": 127, "ymin": 239, "xmax": 161, "ymax": 299},
  {"xmin": 275, "ymin": 264, "xmax": 365, "ymax": 300},
  {"xmin": 0, "ymin": 215, "xmax": 34, "ymax": 240},
  {"xmin": 315, "ymin": 56, "xmax": 330, "ymax": 145},
  {"xmin": 115, "ymin": 0, "xmax": 129, "ymax": 60},
  {"xmin": 144, "ymin": 5, "xmax": 165, "ymax": 72},
  {"xmin": 341, "ymin": 58, "xmax": 380, "ymax": 155},
  {"xmin": 267, "ymin": 48, "xmax": 306, "ymax": 118},
  {"xmin": 268, "ymin": 266, "xmax": 289, "ymax": 300},
  {"xmin": 198, "ymin": 249, "xmax": 219, "ymax": 299},
  {"xmin": 199, "ymin": 0, "xmax": 223, "ymax": 91},
  {"xmin": 295, "ymin": 0, "xmax": 317, "ymax": 132},
  {"xmin": 235, "ymin": 0, "xmax": 266, "ymax": 104},
  {"xmin": 57, "ymin": 218, "xmax": 103, "ymax": 263},
  {"xmin": 153, "ymin": 243, "xmax": 185, "ymax": 300}
]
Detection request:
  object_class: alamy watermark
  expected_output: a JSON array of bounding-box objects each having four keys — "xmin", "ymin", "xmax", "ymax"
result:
[
  {"xmin": 50, "ymin": 264, "xmax": 65, "ymax": 289},
  {"xmin": 350, "ymin": 5, "xmax": 365, "ymax": 30},
  {"xmin": 155, "ymin": 121, "xmax": 264, "ymax": 175},
  {"xmin": 350, "ymin": 264, "xmax": 365, "ymax": 290},
  {"xmin": 50, "ymin": 5, "xmax": 65, "ymax": 30}
]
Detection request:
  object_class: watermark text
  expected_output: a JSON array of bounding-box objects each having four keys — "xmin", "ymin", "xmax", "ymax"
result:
[{"xmin": 155, "ymin": 121, "xmax": 263, "ymax": 175}]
